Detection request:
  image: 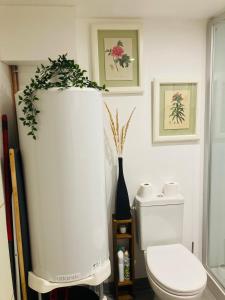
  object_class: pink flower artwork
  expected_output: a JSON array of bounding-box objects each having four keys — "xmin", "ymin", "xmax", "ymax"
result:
[
  {"xmin": 111, "ymin": 46, "xmax": 124, "ymax": 58},
  {"xmin": 105, "ymin": 40, "xmax": 132, "ymax": 71}
]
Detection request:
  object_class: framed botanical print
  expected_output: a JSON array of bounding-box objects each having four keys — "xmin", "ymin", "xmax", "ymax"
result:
[
  {"xmin": 153, "ymin": 80, "xmax": 200, "ymax": 143},
  {"xmin": 91, "ymin": 24, "xmax": 143, "ymax": 94}
]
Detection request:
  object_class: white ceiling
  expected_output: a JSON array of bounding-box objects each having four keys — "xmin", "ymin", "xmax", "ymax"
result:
[{"xmin": 0, "ymin": 0, "xmax": 225, "ymax": 19}]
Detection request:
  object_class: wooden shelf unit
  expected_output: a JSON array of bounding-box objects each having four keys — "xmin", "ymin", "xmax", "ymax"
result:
[
  {"xmin": 116, "ymin": 233, "xmax": 132, "ymax": 239},
  {"xmin": 118, "ymin": 280, "xmax": 133, "ymax": 287},
  {"xmin": 112, "ymin": 214, "xmax": 135, "ymax": 300}
]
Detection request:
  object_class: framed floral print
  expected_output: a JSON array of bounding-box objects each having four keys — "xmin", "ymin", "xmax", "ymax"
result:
[
  {"xmin": 91, "ymin": 24, "xmax": 143, "ymax": 94},
  {"xmin": 153, "ymin": 80, "xmax": 200, "ymax": 143}
]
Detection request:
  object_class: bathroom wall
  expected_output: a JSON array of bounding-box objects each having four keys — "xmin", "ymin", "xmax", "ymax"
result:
[
  {"xmin": 0, "ymin": 62, "xmax": 15, "ymax": 160},
  {"xmin": 74, "ymin": 17, "xmax": 207, "ymax": 278},
  {"xmin": 0, "ymin": 6, "xmax": 76, "ymax": 62},
  {"xmin": 0, "ymin": 64, "xmax": 14, "ymax": 296},
  {"xmin": 0, "ymin": 167, "xmax": 14, "ymax": 300},
  {"xmin": 0, "ymin": 5, "xmax": 207, "ymax": 278},
  {"xmin": 0, "ymin": 4, "xmax": 77, "ymax": 157}
]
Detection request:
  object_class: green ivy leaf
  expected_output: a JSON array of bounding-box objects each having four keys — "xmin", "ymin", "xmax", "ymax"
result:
[{"xmin": 18, "ymin": 53, "xmax": 108, "ymax": 140}]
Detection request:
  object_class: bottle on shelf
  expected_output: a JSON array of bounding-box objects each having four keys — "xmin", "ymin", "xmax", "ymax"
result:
[
  {"xmin": 124, "ymin": 250, "xmax": 130, "ymax": 280},
  {"xmin": 118, "ymin": 250, "xmax": 124, "ymax": 282}
]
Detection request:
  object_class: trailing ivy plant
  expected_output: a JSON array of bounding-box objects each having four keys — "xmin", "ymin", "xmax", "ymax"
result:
[{"xmin": 18, "ymin": 54, "xmax": 108, "ymax": 140}]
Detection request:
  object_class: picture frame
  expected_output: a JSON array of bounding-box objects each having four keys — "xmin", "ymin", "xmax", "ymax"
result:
[
  {"xmin": 91, "ymin": 23, "xmax": 143, "ymax": 94},
  {"xmin": 153, "ymin": 80, "xmax": 200, "ymax": 143}
]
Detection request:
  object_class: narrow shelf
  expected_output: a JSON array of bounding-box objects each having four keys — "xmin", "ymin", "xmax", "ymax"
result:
[
  {"xmin": 116, "ymin": 233, "xmax": 132, "ymax": 239},
  {"xmin": 112, "ymin": 214, "xmax": 135, "ymax": 300},
  {"xmin": 113, "ymin": 218, "xmax": 132, "ymax": 224},
  {"xmin": 118, "ymin": 280, "xmax": 133, "ymax": 286},
  {"xmin": 118, "ymin": 294, "xmax": 133, "ymax": 300}
]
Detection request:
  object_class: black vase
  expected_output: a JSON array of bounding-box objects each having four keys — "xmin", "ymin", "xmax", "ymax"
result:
[{"xmin": 115, "ymin": 157, "xmax": 131, "ymax": 220}]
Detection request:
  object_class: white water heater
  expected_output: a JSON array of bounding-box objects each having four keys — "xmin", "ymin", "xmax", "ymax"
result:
[{"xmin": 16, "ymin": 88, "xmax": 110, "ymax": 289}]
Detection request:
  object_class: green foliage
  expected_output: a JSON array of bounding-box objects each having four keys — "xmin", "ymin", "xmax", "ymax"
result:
[
  {"xmin": 18, "ymin": 54, "xmax": 108, "ymax": 140},
  {"xmin": 169, "ymin": 92, "xmax": 185, "ymax": 124},
  {"xmin": 117, "ymin": 40, "xmax": 123, "ymax": 47},
  {"xmin": 119, "ymin": 54, "xmax": 131, "ymax": 68}
]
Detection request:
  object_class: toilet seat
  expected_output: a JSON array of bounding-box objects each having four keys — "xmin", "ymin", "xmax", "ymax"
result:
[{"xmin": 146, "ymin": 244, "xmax": 207, "ymax": 297}]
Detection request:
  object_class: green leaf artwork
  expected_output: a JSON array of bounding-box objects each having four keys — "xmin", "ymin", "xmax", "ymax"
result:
[
  {"xmin": 169, "ymin": 92, "xmax": 185, "ymax": 124},
  {"xmin": 18, "ymin": 54, "xmax": 108, "ymax": 140}
]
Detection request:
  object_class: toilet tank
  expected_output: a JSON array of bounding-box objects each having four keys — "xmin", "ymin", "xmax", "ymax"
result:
[{"xmin": 135, "ymin": 195, "xmax": 184, "ymax": 250}]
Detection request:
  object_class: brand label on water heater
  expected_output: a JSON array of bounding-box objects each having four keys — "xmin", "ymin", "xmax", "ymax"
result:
[{"xmin": 56, "ymin": 273, "xmax": 82, "ymax": 282}]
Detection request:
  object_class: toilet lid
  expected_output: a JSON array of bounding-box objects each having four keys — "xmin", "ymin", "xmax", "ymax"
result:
[{"xmin": 146, "ymin": 244, "xmax": 207, "ymax": 296}]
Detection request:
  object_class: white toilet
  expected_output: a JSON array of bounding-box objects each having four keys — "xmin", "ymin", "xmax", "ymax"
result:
[{"xmin": 135, "ymin": 194, "xmax": 207, "ymax": 300}]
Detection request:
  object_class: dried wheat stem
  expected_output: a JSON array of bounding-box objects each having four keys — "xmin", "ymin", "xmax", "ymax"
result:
[
  {"xmin": 110, "ymin": 123, "xmax": 118, "ymax": 152},
  {"xmin": 105, "ymin": 103, "xmax": 119, "ymax": 154},
  {"xmin": 116, "ymin": 109, "xmax": 120, "ymax": 150},
  {"xmin": 120, "ymin": 126, "xmax": 125, "ymax": 155},
  {"xmin": 123, "ymin": 107, "xmax": 136, "ymax": 145},
  {"xmin": 105, "ymin": 103, "xmax": 136, "ymax": 156}
]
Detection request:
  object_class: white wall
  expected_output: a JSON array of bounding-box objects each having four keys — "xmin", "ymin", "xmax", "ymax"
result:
[
  {"xmin": 0, "ymin": 5, "xmax": 207, "ymax": 279},
  {"xmin": 0, "ymin": 6, "xmax": 76, "ymax": 62},
  {"xmin": 74, "ymin": 17, "xmax": 207, "ymax": 278},
  {"xmin": 0, "ymin": 63, "xmax": 14, "ymax": 298},
  {"xmin": 0, "ymin": 167, "xmax": 14, "ymax": 300},
  {"xmin": 0, "ymin": 62, "xmax": 15, "ymax": 160}
]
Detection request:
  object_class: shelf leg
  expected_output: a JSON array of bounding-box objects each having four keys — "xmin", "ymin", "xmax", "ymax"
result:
[{"xmin": 98, "ymin": 283, "xmax": 105, "ymax": 300}]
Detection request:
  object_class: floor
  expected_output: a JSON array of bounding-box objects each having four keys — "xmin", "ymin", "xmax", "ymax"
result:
[
  {"xmin": 203, "ymin": 289, "xmax": 216, "ymax": 300},
  {"xmin": 106, "ymin": 288, "xmax": 216, "ymax": 299},
  {"xmin": 211, "ymin": 266, "xmax": 225, "ymax": 289}
]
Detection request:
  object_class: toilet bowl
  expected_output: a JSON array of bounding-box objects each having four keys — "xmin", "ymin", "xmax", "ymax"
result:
[
  {"xmin": 135, "ymin": 193, "xmax": 207, "ymax": 300},
  {"xmin": 145, "ymin": 244, "xmax": 207, "ymax": 300}
]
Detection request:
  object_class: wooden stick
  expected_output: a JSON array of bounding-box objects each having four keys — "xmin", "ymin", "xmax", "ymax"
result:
[
  {"xmin": 10, "ymin": 65, "xmax": 19, "ymax": 112},
  {"xmin": 9, "ymin": 149, "xmax": 27, "ymax": 300},
  {"xmin": 9, "ymin": 65, "xmax": 19, "ymax": 145},
  {"xmin": 12, "ymin": 195, "xmax": 22, "ymax": 300}
]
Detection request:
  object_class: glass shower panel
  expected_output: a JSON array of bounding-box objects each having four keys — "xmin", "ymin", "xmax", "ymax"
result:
[{"xmin": 208, "ymin": 21, "xmax": 225, "ymax": 288}]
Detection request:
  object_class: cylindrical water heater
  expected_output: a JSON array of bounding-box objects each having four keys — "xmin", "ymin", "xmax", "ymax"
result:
[{"xmin": 16, "ymin": 88, "xmax": 109, "ymax": 284}]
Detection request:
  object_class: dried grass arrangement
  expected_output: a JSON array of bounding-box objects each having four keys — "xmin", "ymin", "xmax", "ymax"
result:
[{"xmin": 105, "ymin": 103, "xmax": 136, "ymax": 156}]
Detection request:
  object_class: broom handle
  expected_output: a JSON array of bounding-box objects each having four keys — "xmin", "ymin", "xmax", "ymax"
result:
[{"xmin": 9, "ymin": 149, "xmax": 27, "ymax": 300}]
